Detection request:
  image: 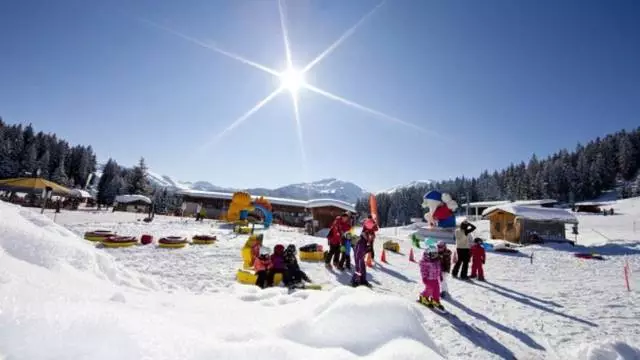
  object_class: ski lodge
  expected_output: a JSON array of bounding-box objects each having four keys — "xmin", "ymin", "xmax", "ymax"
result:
[
  {"xmin": 481, "ymin": 203, "xmax": 578, "ymax": 244},
  {"xmin": 461, "ymin": 199, "xmax": 557, "ymax": 220},
  {"xmin": 176, "ymin": 189, "xmax": 355, "ymax": 229},
  {"xmin": 113, "ymin": 194, "xmax": 152, "ymax": 213}
]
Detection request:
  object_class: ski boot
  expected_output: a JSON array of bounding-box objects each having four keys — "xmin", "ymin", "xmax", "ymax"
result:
[
  {"xmin": 432, "ymin": 301, "xmax": 445, "ymax": 311},
  {"xmin": 419, "ymin": 296, "xmax": 434, "ymax": 308}
]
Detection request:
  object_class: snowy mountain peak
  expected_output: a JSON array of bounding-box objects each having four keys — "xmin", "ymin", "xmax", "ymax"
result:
[{"xmin": 383, "ymin": 180, "xmax": 434, "ymax": 194}]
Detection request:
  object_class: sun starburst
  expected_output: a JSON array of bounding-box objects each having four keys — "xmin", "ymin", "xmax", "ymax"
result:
[{"xmin": 139, "ymin": 0, "xmax": 437, "ymax": 176}]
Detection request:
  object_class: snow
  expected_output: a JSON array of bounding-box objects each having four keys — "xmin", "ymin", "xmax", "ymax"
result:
[
  {"xmin": 306, "ymin": 199, "xmax": 355, "ymax": 212},
  {"xmin": 114, "ymin": 194, "xmax": 152, "ymax": 204},
  {"xmin": 383, "ymin": 180, "xmax": 434, "ymax": 194},
  {"xmin": 482, "ymin": 204, "xmax": 579, "ymax": 224},
  {"xmin": 2, "ymin": 196, "xmax": 640, "ymax": 359}
]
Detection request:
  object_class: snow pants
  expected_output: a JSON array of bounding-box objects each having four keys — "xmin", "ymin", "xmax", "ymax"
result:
[
  {"xmin": 338, "ymin": 249, "xmax": 351, "ymax": 269},
  {"xmin": 283, "ymin": 268, "xmax": 310, "ymax": 286},
  {"xmin": 351, "ymin": 252, "xmax": 367, "ymax": 285},
  {"xmin": 421, "ymin": 279, "xmax": 441, "ymax": 302},
  {"xmin": 267, "ymin": 268, "xmax": 285, "ymax": 287},
  {"xmin": 255, "ymin": 270, "xmax": 268, "ymax": 289},
  {"xmin": 325, "ymin": 244, "xmax": 341, "ymax": 266},
  {"xmin": 452, "ymin": 248, "xmax": 470, "ymax": 279},
  {"xmin": 471, "ymin": 262, "xmax": 484, "ymax": 280}
]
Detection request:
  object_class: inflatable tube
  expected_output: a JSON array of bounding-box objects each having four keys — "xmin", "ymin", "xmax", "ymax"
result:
[
  {"xmin": 84, "ymin": 230, "xmax": 115, "ymax": 242},
  {"xmin": 253, "ymin": 205, "xmax": 273, "ymax": 228},
  {"xmin": 192, "ymin": 235, "xmax": 217, "ymax": 245},
  {"xmin": 158, "ymin": 236, "xmax": 188, "ymax": 249},
  {"xmin": 574, "ymin": 253, "xmax": 605, "ymax": 260},
  {"xmin": 236, "ymin": 269, "xmax": 282, "ymax": 286},
  {"xmin": 383, "ymin": 241, "xmax": 400, "ymax": 253},
  {"xmin": 299, "ymin": 250, "xmax": 324, "ymax": 261},
  {"xmin": 101, "ymin": 236, "xmax": 138, "ymax": 248}
]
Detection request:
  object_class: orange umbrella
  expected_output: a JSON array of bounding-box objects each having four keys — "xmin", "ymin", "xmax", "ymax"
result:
[{"xmin": 0, "ymin": 177, "xmax": 71, "ymax": 196}]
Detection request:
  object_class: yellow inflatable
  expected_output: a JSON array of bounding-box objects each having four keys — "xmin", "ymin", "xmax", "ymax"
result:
[
  {"xmin": 158, "ymin": 236, "xmax": 188, "ymax": 249},
  {"xmin": 236, "ymin": 233, "xmax": 281, "ymax": 285},
  {"xmin": 84, "ymin": 230, "xmax": 115, "ymax": 242},
  {"xmin": 300, "ymin": 250, "xmax": 324, "ymax": 261},
  {"xmin": 236, "ymin": 269, "xmax": 282, "ymax": 286},
  {"xmin": 225, "ymin": 191, "xmax": 253, "ymax": 222}
]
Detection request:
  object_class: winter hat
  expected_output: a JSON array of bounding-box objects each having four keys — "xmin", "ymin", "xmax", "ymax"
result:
[
  {"xmin": 474, "ymin": 237, "xmax": 483, "ymax": 244},
  {"xmin": 285, "ymin": 244, "xmax": 297, "ymax": 254},
  {"xmin": 274, "ymin": 244, "xmax": 285, "ymax": 255},
  {"xmin": 436, "ymin": 240, "xmax": 447, "ymax": 249},
  {"xmin": 363, "ymin": 219, "xmax": 376, "ymax": 232}
]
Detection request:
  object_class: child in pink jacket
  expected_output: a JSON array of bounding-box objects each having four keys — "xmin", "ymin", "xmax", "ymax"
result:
[{"xmin": 419, "ymin": 248, "xmax": 444, "ymax": 310}]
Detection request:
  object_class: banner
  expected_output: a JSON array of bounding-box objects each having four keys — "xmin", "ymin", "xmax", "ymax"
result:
[{"xmin": 369, "ymin": 194, "xmax": 378, "ymax": 223}]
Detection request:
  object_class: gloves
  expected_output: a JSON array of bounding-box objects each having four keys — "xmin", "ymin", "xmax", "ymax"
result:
[{"xmin": 340, "ymin": 245, "xmax": 346, "ymax": 253}]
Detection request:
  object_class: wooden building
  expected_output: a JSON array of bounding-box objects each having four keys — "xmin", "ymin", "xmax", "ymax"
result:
[
  {"xmin": 113, "ymin": 194, "xmax": 152, "ymax": 213},
  {"xmin": 462, "ymin": 199, "xmax": 557, "ymax": 221},
  {"xmin": 177, "ymin": 190, "xmax": 355, "ymax": 228},
  {"xmin": 482, "ymin": 204, "xmax": 577, "ymax": 244}
]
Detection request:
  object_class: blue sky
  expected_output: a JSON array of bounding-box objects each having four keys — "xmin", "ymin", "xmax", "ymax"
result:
[{"xmin": 1, "ymin": 0, "xmax": 639, "ymax": 192}]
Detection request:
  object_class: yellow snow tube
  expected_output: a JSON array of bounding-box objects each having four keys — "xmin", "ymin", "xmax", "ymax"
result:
[
  {"xmin": 158, "ymin": 236, "xmax": 188, "ymax": 249},
  {"xmin": 299, "ymin": 250, "xmax": 324, "ymax": 261},
  {"xmin": 101, "ymin": 236, "xmax": 138, "ymax": 248},
  {"xmin": 192, "ymin": 235, "xmax": 217, "ymax": 245},
  {"xmin": 84, "ymin": 230, "xmax": 115, "ymax": 242},
  {"xmin": 383, "ymin": 240, "xmax": 400, "ymax": 253},
  {"xmin": 236, "ymin": 269, "xmax": 282, "ymax": 286},
  {"xmin": 235, "ymin": 226, "xmax": 252, "ymax": 234}
]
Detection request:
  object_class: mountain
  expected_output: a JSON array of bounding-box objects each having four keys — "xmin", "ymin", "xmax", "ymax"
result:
[
  {"xmin": 91, "ymin": 164, "xmax": 367, "ymax": 203},
  {"xmin": 383, "ymin": 180, "xmax": 434, "ymax": 194}
]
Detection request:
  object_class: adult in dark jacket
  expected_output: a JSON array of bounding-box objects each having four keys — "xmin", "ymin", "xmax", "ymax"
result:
[
  {"xmin": 326, "ymin": 213, "xmax": 352, "ymax": 269},
  {"xmin": 282, "ymin": 244, "xmax": 312, "ymax": 288}
]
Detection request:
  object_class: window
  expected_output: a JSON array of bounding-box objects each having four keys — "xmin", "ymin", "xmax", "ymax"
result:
[
  {"xmin": 506, "ymin": 222, "xmax": 514, "ymax": 232},
  {"xmin": 494, "ymin": 222, "xmax": 501, "ymax": 232}
]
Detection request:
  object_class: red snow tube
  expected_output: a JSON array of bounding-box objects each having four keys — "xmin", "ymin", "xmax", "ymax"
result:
[
  {"xmin": 574, "ymin": 253, "xmax": 605, "ymax": 260},
  {"xmin": 140, "ymin": 234, "xmax": 153, "ymax": 245}
]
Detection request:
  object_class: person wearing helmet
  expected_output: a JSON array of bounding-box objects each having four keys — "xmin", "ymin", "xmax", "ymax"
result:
[
  {"xmin": 266, "ymin": 244, "xmax": 286, "ymax": 287},
  {"xmin": 436, "ymin": 240, "xmax": 452, "ymax": 298},
  {"xmin": 351, "ymin": 219, "xmax": 376, "ymax": 287},
  {"xmin": 282, "ymin": 244, "xmax": 312, "ymax": 288},
  {"xmin": 419, "ymin": 247, "xmax": 444, "ymax": 310},
  {"xmin": 254, "ymin": 246, "xmax": 272, "ymax": 289}
]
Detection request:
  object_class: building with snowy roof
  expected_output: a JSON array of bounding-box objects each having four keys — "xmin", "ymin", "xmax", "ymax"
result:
[
  {"xmin": 176, "ymin": 189, "xmax": 355, "ymax": 228},
  {"xmin": 114, "ymin": 194, "xmax": 152, "ymax": 213},
  {"xmin": 481, "ymin": 204, "xmax": 578, "ymax": 244},
  {"xmin": 461, "ymin": 199, "xmax": 557, "ymax": 220}
]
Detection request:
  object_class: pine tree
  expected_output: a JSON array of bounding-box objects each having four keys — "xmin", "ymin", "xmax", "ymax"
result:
[
  {"xmin": 618, "ymin": 134, "xmax": 638, "ymax": 181},
  {"xmin": 126, "ymin": 157, "xmax": 151, "ymax": 195},
  {"xmin": 97, "ymin": 159, "xmax": 121, "ymax": 205}
]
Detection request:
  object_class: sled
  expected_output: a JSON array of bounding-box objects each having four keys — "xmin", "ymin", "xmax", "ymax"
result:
[
  {"xmin": 192, "ymin": 235, "xmax": 217, "ymax": 245},
  {"xmin": 574, "ymin": 253, "xmax": 605, "ymax": 260},
  {"xmin": 100, "ymin": 236, "xmax": 138, "ymax": 248},
  {"xmin": 299, "ymin": 250, "xmax": 324, "ymax": 261},
  {"xmin": 289, "ymin": 283, "xmax": 322, "ymax": 291},
  {"xmin": 158, "ymin": 236, "xmax": 188, "ymax": 249},
  {"xmin": 383, "ymin": 240, "xmax": 400, "ymax": 253},
  {"xmin": 236, "ymin": 269, "xmax": 282, "ymax": 286},
  {"xmin": 84, "ymin": 230, "xmax": 116, "ymax": 242}
]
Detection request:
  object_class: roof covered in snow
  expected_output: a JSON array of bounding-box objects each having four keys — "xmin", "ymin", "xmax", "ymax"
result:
[
  {"xmin": 463, "ymin": 199, "xmax": 558, "ymax": 208},
  {"xmin": 482, "ymin": 204, "xmax": 578, "ymax": 224},
  {"xmin": 115, "ymin": 194, "xmax": 152, "ymax": 204},
  {"xmin": 177, "ymin": 189, "xmax": 355, "ymax": 212},
  {"xmin": 69, "ymin": 189, "xmax": 93, "ymax": 198}
]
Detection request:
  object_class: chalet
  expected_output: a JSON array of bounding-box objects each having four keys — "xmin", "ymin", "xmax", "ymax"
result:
[
  {"xmin": 113, "ymin": 194, "xmax": 152, "ymax": 213},
  {"xmin": 176, "ymin": 189, "xmax": 355, "ymax": 228},
  {"xmin": 573, "ymin": 201, "xmax": 613, "ymax": 214},
  {"xmin": 481, "ymin": 204, "xmax": 577, "ymax": 244}
]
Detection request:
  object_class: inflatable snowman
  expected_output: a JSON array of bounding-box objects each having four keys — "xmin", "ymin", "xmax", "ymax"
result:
[{"xmin": 422, "ymin": 190, "xmax": 458, "ymax": 229}]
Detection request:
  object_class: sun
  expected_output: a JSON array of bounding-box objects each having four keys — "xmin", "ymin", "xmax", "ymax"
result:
[{"xmin": 279, "ymin": 68, "xmax": 305, "ymax": 93}]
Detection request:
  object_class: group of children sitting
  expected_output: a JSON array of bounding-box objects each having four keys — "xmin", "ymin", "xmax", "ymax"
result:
[
  {"xmin": 419, "ymin": 237, "xmax": 486, "ymax": 310},
  {"xmin": 250, "ymin": 238, "xmax": 313, "ymax": 290}
]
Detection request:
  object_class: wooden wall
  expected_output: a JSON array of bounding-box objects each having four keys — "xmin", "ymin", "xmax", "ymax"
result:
[{"xmin": 487, "ymin": 211, "xmax": 520, "ymax": 242}]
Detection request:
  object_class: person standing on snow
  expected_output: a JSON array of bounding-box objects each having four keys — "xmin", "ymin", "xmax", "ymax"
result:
[
  {"xmin": 365, "ymin": 214, "xmax": 379, "ymax": 260},
  {"xmin": 436, "ymin": 240, "xmax": 452, "ymax": 298},
  {"xmin": 419, "ymin": 248, "xmax": 444, "ymax": 310},
  {"xmin": 351, "ymin": 219, "xmax": 377, "ymax": 287},
  {"xmin": 452, "ymin": 220, "xmax": 476, "ymax": 279},
  {"xmin": 326, "ymin": 213, "xmax": 352, "ymax": 269},
  {"xmin": 470, "ymin": 238, "xmax": 486, "ymax": 281}
]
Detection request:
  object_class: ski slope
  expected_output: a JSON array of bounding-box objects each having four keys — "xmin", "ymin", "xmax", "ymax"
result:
[{"xmin": 2, "ymin": 200, "xmax": 640, "ymax": 360}]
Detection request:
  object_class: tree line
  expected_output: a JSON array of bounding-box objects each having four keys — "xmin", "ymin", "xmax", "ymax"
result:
[
  {"xmin": 357, "ymin": 127, "xmax": 640, "ymax": 227},
  {"xmin": 0, "ymin": 119, "xmax": 97, "ymax": 189}
]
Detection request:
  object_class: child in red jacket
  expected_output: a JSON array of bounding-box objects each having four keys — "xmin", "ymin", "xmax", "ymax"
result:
[
  {"xmin": 470, "ymin": 238, "xmax": 486, "ymax": 281},
  {"xmin": 254, "ymin": 246, "xmax": 272, "ymax": 289}
]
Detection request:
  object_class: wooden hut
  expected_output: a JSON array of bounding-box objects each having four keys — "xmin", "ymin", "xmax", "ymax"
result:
[
  {"xmin": 114, "ymin": 194, "xmax": 152, "ymax": 213},
  {"xmin": 306, "ymin": 199, "xmax": 356, "ymax": 230},
  {"xmin": 482, "ymin": 204, "xmax": 578, "ymax": 244}
]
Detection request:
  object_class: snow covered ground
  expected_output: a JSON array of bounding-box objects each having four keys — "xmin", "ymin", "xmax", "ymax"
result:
[{"xmin": 2, "ymin": 199, "xmax": 640, "ymax": 360}]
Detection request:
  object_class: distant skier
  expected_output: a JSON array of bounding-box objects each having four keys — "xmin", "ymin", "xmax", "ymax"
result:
[
  {"xmin": 452, "ymin": 220, "xmax": 476, "ymax": 279},
  {"xmin": 326, "ymin": 213, "xmax": 352, "ymax": 269},
  {"xmin": 254, "ymin": 246, "xmax": 272, "ymax": 289},
  {"xmin": 436, "ymin": 240, "xmax": 452, "ymax": 298},
  {"xmin": 470, "ymin": 238, "xmax": 486, "ymax": 281},
  {"xmin": 282, "ymin": 244, "xmax": 312, "ymax": 289},
  {"xmin": 351, "ymin": 219, "xmax": 376, "ymax": 287},
  {"xmin": 419, "ymin": 248, "xmax": 444, "ymax": 310}
]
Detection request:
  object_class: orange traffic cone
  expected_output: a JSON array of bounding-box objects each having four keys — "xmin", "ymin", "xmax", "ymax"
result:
[
  {"xmin": 366, "ymin": 253, "xmax": 373, "ymax": 267},
  {"xmin": 409, "ymin": 248, "xmax": 416, "ymax": 262},
  {"xmin": 381, "ymin": 249, "xmax": 387, "ymax": 263}
]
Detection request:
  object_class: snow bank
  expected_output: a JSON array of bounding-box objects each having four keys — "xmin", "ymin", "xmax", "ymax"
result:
[{"xmin": 571, "ymin": 340, "xmax": 640, "ymax": 360}]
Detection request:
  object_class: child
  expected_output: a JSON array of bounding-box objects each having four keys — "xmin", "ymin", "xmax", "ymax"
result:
[
  {"xmin": 282, "ymin": 244, "xmax": 312, "ymax": 289},
  {"xmin": 470, "ymin": 238, "xmax": 486, "ymax": 281},
  {"xmin": 254, "ymin": 246, "xmax": 272, "ymax": 289},
  {"xmin": 419, "ymin": 248, "xmax": 444, "ymax": 310},
  {"xmin": 338, "ymin": 232, "xmax": 355, "ymax": 270},
  {"xmin": 351, "ymin": 219, "xmax": 376, "ymax": 287},
  {"xmin": 436, "ymin": 240, "xmax": 452, "ymax": 298},
  {"xmin": 250, "ymin": 234, "xmax": 264, "ymax": 267},
  {"xmin": 267, "ymin": 244, "xmax": 286, "ymax": 287}
]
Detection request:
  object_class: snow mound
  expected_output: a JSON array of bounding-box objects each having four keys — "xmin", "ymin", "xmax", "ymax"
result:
[
  {"xmin": 572, "ymin": 340, "xmax": 640, "ymax": 360},
  {"xmin": 279, "ymin": 287, "xmax": 444, "ymax": 358},
  {"xmin": 0, "ymin": 201, "xmax": 153, "ymax": 289}
]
